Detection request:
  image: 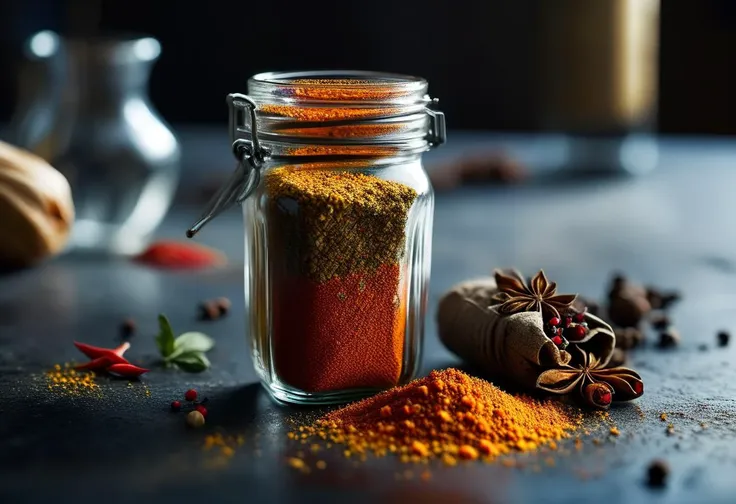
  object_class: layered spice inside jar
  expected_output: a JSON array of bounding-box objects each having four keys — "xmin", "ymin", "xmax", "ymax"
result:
[
  {"xmin": 266, "ymin": 166, "xmax": 418, "ymax": 392},
  {"xmin": 194, "ymin": 71, "xmax": 443, "ymax": 404}
]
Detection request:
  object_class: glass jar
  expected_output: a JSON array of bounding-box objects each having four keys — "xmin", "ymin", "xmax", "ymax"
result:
[{"xmin": 188, "ymin": 71, "xmax": 445, "ymax": 404}]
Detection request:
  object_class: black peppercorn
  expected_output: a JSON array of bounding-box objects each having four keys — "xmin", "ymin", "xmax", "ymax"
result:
[
  {"xmin": 717, "ymin": 330, "xmax": 730, "ymax": 347},
  {"xmin": 649, "ymin": 313, "xmax": 671, "ymax": 330},
  {"xmin": 646, "ymin": 460, "xmax": 669, "ymax": 487},
  {"xmin": 657, "ymin": 328, "xmax": 680, "ymax": 349},
  {"xmin": 120, "ymin": 318, "xmax": 136, "ymax": 340}
]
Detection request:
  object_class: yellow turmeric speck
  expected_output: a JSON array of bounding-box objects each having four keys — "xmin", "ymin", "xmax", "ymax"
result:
[
  {"xmin": 458, "ymin": 445, "xmax": 479, "ymax": 460},
  {"xmin": 287, "ymin": 457, "xmax": 306, "ymax": 470},
  {"xmin": 609, "ymin": 427, "xmax": 620, "ymax": 437}
]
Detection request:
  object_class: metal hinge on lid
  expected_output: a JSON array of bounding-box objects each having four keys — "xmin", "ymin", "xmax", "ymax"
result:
[
  {"xmin": 426, "ymin": 97, "xmax": 446, "ymax": 148},
  {"xmin": 186, "ymin": 94, "xmax": 269, "ymax": 238}
]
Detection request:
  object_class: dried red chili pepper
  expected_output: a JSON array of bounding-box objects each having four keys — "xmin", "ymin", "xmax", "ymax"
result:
[
  {"xmin": 107, "ymin": 363, "xmax": 150, "ymax": 377},
  {"xmin": 74, "ymin": 341, "xmax": 130, "ymax": 360},
  {"xmin": 75, "ymin": 356, "xmax": 115, "ymax": 371},
  {"xmin": 134, "ymin": 240, "xmax": 226, "ymax": 270}
]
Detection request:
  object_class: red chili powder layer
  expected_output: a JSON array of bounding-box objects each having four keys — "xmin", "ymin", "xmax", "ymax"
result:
[{"xmin": 272, "ymin": 263, "xmax": 406, "ymax": 392}]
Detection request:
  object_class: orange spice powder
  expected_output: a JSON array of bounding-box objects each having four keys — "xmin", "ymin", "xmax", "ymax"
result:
[
  {"xmin": 278, "ymin": 123, "xmax": 405, "ymax": 139},
  {"xmin": 259, "ymin": 104, "xmax": 401, "ymax": 122},
  {"xmin": 290, "ymin": 368, "xmax": 582, "ymax": 464}
]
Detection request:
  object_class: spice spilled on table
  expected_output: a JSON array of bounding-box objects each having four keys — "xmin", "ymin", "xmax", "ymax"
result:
[{"xmin": 288, "ymin": 368, "xmax": 583, "ymax": 466}]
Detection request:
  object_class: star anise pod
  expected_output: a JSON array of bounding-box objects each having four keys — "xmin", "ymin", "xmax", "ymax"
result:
[
  {"xmin": 536, "ymin": 347, "xmax": 644, "ymax": 409},
  {"xmin": 492, "ymin": 269, "xmax": 577, "ymax": 320}
]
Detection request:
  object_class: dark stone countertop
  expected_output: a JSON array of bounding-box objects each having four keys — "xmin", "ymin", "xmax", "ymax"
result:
[{"xmin": 2, "ymin": 131, "xmax": 736, "ymax": 503}]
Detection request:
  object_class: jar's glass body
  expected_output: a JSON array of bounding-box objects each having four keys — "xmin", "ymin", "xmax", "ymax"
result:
[
  {"xmin": 244, "ymin": 156, "xmax": 433, "ymax": 404},
  {"xmin": 186, "ymin": 71, "xmax": 444, "ymax": 405}
]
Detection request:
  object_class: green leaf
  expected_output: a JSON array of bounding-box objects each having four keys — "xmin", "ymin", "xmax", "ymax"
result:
[
  {"xmin": 171, "ymin": 351, "xmax": 210, "ymax": 373},
  {"xmin": 169, "ymin": 332, "xmax": 214, "ymax": 359},
  {"xmin": 156, "ymin": 314, "xmax": 176, "ymax": 358}
]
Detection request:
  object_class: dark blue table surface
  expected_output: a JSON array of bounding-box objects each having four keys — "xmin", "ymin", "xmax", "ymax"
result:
[{"xmin": 2, "ymin": 130, "xmax": 736, "ymax": 504}]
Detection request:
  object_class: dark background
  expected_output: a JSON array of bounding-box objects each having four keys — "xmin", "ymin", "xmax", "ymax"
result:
[{"xmin": 0, "ymin": 0, "xmax": 734, "ymax": 134}]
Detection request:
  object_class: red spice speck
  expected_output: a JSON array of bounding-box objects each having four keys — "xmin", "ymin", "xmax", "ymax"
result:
[
  {"xmin": 185, "ymin": 389, "xmax": 198, "ymax": 402},
  {"xmin": 134, "ymin": 240, "xmax": 226, "ymax": 270},
  {"xmin": 171, "ymin": 400, "xmax": 182, "ymax": 412},
  {"xmin": 195, "ymin": 405, "xmax": 208, "ymax": 417}
]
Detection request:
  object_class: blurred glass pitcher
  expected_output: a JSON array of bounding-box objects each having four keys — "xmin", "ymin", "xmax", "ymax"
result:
[{"xmin": 11, "ymin": 31, "xmax": 180, "ymax": 254}]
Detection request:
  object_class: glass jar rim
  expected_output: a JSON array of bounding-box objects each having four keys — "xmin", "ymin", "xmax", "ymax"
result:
[{"xmin": 249, "ymin": 70, "xmax": 428, "ymax": 90}]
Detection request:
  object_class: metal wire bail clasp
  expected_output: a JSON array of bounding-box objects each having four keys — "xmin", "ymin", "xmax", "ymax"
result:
[
  {"xmin": 186, "ymin": 93, "xmax": 269, "ymax": 238},
  {"xmin": 425, "ymin": 97, "xmax": 446, "ymax": 148}
]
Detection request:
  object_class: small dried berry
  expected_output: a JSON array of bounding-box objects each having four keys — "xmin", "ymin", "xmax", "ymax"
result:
[
  {"xmin": 584, "ymin": 382, "xmax": 613, "ymax": 409},
  {"xmin": 120, "ymin": 318, "xmax": 136, "ymax": 339},
  {"xmin": 185, "ymin": 389, "xmax": 198, "ymax": 401},
  {"xmin": 215, "ymin": 297, "xmax": 231, "ymax": 315},
  {"xmin": 186, "ymin": 410, "xmax": 206, "ymax": 428},
  {"xmin": 717, "ymin": 331, "xmax": 730, "ymax": 347},
  {"xmin": 564, "ymin": 317, "xmax": 572, "ymax": 328},
  {"xmin": 171, "ymin": 400, "xmax": 182, "ymax": 412},
  {"xmin": 549, "ymin": 317, "xmax": 560, "ymax": 327},
  {"xmin": 195, "ymin": 405, "xmax": 208, "ymax": 417},
  {"xmin": 574, "ymin": 325, "xmax": 587, "ymax": 340},
  {"xmin": 551, "ymin": 335, "xmax": 563, "ymax": 346},
  {"xmin": 646, "ymin": 460, "xmax": 669, "ymax": 487},
  {"xmin": 657, "ymin": 329, "xmax": 680, "ymax": 349},
  {"xmin": 574, "ymin": 312, "xmax": 586, "ymax": 323},
  {"xmin": 199, "ymin": 301, "xmax": 221, "ymax": 321}
]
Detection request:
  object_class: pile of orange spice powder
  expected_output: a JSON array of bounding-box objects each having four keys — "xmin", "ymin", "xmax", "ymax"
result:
[
  {"xmin": 265, "ymin": 166, "xmax": 417, "ymax": 393},
  {"xmin": 289, "ymin": 369, "xmax": 582, "ymax": 465}
]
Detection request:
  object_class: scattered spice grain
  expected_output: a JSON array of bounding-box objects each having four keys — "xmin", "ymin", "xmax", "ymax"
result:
[
  {"xmin": 45, "ymin": 363, "xmax": 99, "ymax": 395},
  {"xmin": 289, "ymin": 368, "xmax": 581, "ymax": 465}
]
